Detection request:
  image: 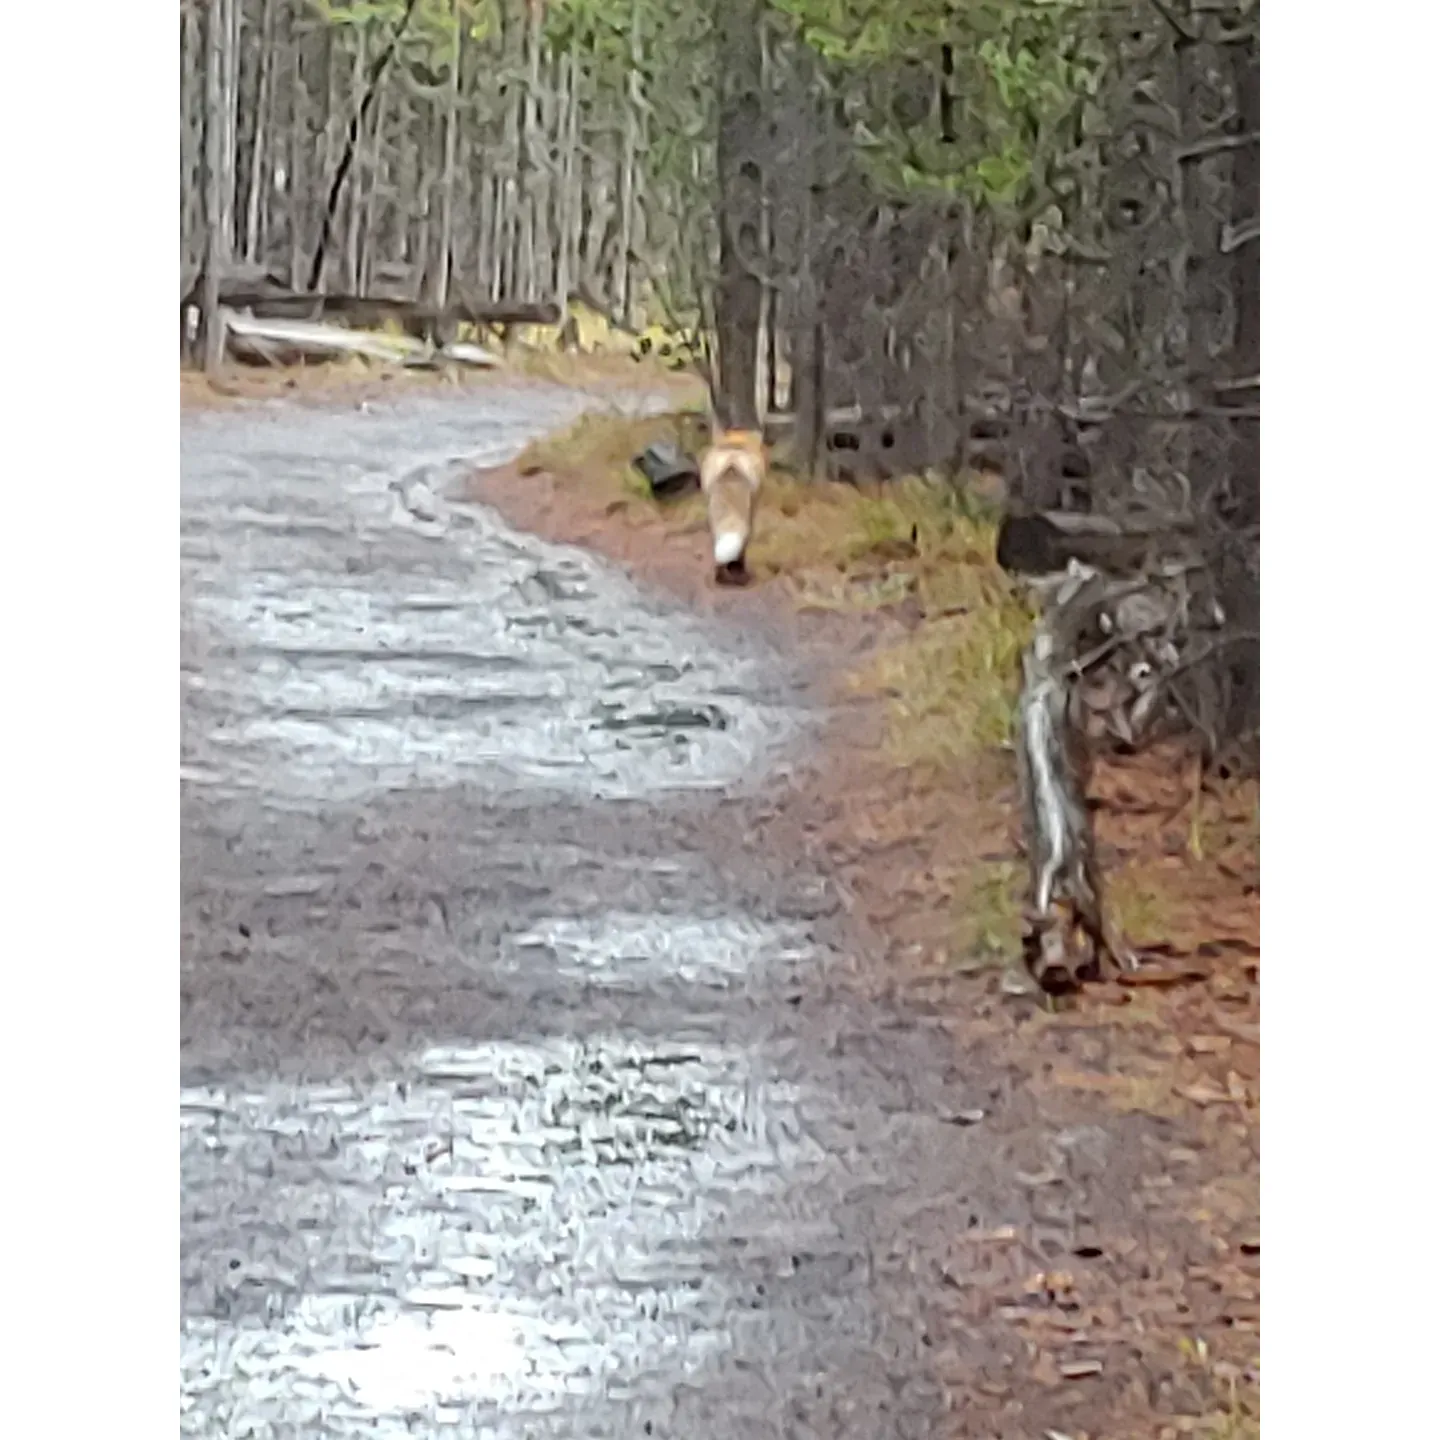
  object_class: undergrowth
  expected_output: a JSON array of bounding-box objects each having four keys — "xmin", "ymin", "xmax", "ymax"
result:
[{"xmin": 950, "ymin": 859, "xmax": 1026, "ymax": 970}]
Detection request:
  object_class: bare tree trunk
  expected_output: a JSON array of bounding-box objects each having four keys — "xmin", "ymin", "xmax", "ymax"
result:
[
  {"xmin": 499, "ymin": 184, "xmax": 519, "ymax": 302},
  {"xmin": 413, "ymin": 104, "xmax": 436, "ymax": 300},
  {"xmin": 289, "ymin": 36, "xmax": 308, "ymax": 289},
  {"xmin": 579, "ymin": 156, "xmax": 613, "ymax": 302},
  {"xmin": 202, "ymin": 0, "xmax": 229, "ymax": 374},
  {"xmin": 756, "ymin": 13, "xmax": 776, "ymax": 418},
  {"xmin": 258, "ymin": 0, "xmax": 291, "ymax": 271},
  {"xmin": 358, "ymin": 49, "xmax": 389, "ymax": 295},
  {"xmin": 181, "ymin": 4, "xmax": 201, "ymax": 287},
  {"xmin": 713, "ymin": 0, "xmax": 764, "ymax": 428},
  {"xmin": 218, "ymin": 0, "xmax": 240, "ymax": 262},
  {"xmin": 514, "ymin": 0, "xmax": 547, "ymax": 303},
  {"xmin": 343, "ymin": 28, "xmax": 366, "ymax": 290},
  {"xmin": 1229, "ymin": 35, "xmax": 1260, "ymax": 530},
  {"xmin": 243, "ymin": 0, "xmax": 277, "ymax": 265},
  {"xmin": 553, "ymin": 50, "xmax": 581, "ymax": 308},
  {"xmin": 613, "ymin": 3, "xmax": 642, "ymax": 325},
  {"xmin": 478, "ymin": 170, "xmax": 497, "ymax": 299},
  {"xmin": 496, "ymin": 0, "xmax": 524, "ymax": 302},
  {"xmin": 434, "ymin": 0, "xmax": 462, "ymax": 310}
]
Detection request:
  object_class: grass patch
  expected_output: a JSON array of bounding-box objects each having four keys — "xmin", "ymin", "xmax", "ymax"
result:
[
  {"xmin": 853, "ymin": 580, "xmax": 1035, "ymax": 768},
  {"xmin": 753, "ymin": 471, "xmax": 997, "ymax": 579},
  {"xmin": 950, "ymin": 860, "xmax": 1026, "ymax": 970},
  {"xmin": 1106, "ymin": 864, "xmax": 1174, "ymax": 947},
  {"xmin": 516, "ymin": 408, "xmax": 710, "ymax": 500},
  {"xmin": 799, "ymin": 477, "xmax": 1037, "ymax": 767}
]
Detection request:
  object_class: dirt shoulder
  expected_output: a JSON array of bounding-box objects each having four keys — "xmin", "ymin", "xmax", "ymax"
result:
[{"xmin": 470, "ymin": 410, "xmax": 1260, "ymax": 1440}]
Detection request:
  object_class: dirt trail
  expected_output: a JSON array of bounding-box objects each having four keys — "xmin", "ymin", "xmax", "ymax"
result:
[{"xmin": 182, "ymin": 383, "xmax": 1256, "ymax": 1439}]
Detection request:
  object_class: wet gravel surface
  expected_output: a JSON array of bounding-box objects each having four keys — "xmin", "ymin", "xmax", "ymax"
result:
[{"xmin": 180, "ymin": 387, "xmax": 1035, "ymax": 1438}]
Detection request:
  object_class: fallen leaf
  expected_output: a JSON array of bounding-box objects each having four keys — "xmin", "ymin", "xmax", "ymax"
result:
[
  {"xmin": 1175, "ymin": 1082, "xmax": 1233, "ymax": 1107},
  {"xmin": 1060, "ymin": 1359, "xmax": 1104, "ymax": 1379},
  {"xmin": 1186, "ymin": 1035, "xmax": 1232, "ymax": 1056}
]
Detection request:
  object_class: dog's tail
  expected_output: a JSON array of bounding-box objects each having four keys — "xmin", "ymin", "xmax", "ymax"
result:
[{"xmin": 711, "ymin": 500, "xmax": 750, "ymax": 566}]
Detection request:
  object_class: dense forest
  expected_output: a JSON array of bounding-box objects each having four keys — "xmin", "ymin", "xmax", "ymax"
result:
[{"xmin": 181, "ymin": 0, "xmax": 1258, "ymax": 764}]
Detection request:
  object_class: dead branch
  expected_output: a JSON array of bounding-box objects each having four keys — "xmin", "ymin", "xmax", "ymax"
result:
[{"xmin": 1016, "ymin": 566, "xmax": 1141, "ymax": 995}]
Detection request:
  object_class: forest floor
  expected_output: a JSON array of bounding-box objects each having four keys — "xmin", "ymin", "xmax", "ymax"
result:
[{"xmin": 469, "ymin": 406, "xmax": 1261, "ymax": 1440}]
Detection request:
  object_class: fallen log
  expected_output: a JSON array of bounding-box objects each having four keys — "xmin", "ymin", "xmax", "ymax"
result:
[
  {"xmin": 219, "ymin": 310, "xmax": 497, "ymax": 369},
  {"xmin": 182, "ymin": 283, "xmax": 558, "ymax": 337},
  {"xmin": 222, "ymin": 311, "xmax": 428, "ymax": 366},
  {"xmin": 997, "ymin": 510, "xmax": 1197, "ymax": 579},
  {"xmin": 280, "ymin": 293, "xmax": 557, "ymax": 331}
]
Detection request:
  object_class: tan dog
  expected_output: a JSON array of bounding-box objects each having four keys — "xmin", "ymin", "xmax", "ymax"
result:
[{"xmin": 698, "ymin": 429, "xmax": 766, "ymax": 585}]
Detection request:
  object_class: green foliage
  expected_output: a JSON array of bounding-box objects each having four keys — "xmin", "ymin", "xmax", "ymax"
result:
[
  {"xmin": 295, "ymin": 0, "xmax": 1116, "ymax": 324},
  {"xmin": 772, "ymin": 0, "xmax": 1106, "ymax": 214}
]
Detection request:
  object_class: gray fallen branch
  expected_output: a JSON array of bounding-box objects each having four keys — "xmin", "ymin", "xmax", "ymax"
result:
[{"xmin": 1015, "ymin": 564, "xmax": 1142, "ymax": 994}]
